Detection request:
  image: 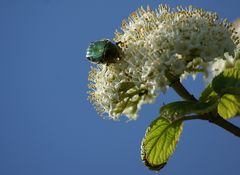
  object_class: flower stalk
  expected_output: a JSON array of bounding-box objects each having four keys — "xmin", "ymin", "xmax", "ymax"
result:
[{"xmin": 165, "ymin": 72, "xmax": 198, "ymax": 101}]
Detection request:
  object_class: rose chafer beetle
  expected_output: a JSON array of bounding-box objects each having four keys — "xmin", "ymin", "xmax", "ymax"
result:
[{"xmin": 86, "ymin": 39, "xmax": 121, "ymax": 64}]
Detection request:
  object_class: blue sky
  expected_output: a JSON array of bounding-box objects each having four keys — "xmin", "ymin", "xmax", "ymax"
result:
[{"xmin": 0, "ymin": 0, "xmax": 240, "ymax": 175}]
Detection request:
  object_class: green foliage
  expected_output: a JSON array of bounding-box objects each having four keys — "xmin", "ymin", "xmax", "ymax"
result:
[
  {"xmin": 199, "ymin": 67, "xmax": 240, "ymax": 119},
  {"xmin": 212, "ymin": 68, "xmax": 240, "ymax": 95},
  {"xmin": 141, "ymin": 64, "xmax": 240, "ymax": 172},
  {"xmin": 160, "ymin": 100, "xmax": 218, "ymax": 120},
  {"xmin": 234, "ymin": 60, "xmax": 240, "ymax": 69},
  {"xmin": 220, "ymin": 87, "xmax": 240, "ymax": 95},
  {"xmin": 199, "ymin": 84, "xmax": 218, "ymax": 102},
  {"xmin": 141, "ymin": 100, "xmax": 217, "ymax": 171},
  {"xmin": 218, "ymin": 94, "xmax": 240, "ymax": 119},
  {"xmin": 141, "ymin": 117, "xmax": 183, "ymax": 171}
]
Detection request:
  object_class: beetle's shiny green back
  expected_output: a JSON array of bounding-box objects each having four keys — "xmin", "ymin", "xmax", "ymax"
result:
[
  {"xmin": 86, "ymin": 40, "xmax": 108, "ymax": 62},
  {"xmin": 86, "ymin": 39, "xmax": 120, "ymax": 64}
]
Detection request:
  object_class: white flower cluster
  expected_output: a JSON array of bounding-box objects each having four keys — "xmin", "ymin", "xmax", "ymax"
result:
[
  {"xmin": 206, "ymin": 18, "xmax": 240, "ymax": 82},
  {"xmin": 88, "ymin": 5, "xmax": 239, "ymax": 120}
]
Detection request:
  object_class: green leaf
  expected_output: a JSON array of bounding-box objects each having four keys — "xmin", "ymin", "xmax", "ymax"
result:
[
  {"xmin": 141, "ymin": 99, "xmax": 218, "ymax": 171},
  {"xmin": 234, "ymin": 60, "xmax": 240, "ymax": 70},
  {"xmin": 204, "ymin": 68, "xmax": 240, "ymax": 119},
  {"xmin": 218, "ymin": 94, "xmax": 240, "ymax": 119},
  {"xmin": 160, "ymin": 100, "xmax": 218, "ymax": 121},
  {"xmin": 199, "ymin": 84, "xmax": 218, "ymax": 102},
  {"xmin": 212, "ymin": 68, "xmax": 240, "ymax": 95},
  {"xmin": 141, "ymin": 117, "xmax": 183, "ymax": 171},
  {"xmin": 220, "ymin": 87, "xmax": 240, "ymax": 95}
]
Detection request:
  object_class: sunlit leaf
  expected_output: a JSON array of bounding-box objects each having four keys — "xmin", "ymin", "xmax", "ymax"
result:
[
  {"xmin": 141, "ymin": 117, "xmax": 183, "ymax": 171},
  {"xmin": 212, "ymin": 68, "xmax": 240, "ymax": 95},
  {"xmin": 218, "ymin": 94, "xmax": 240, "ymax": 119},
  {"xmin": 234, "ymin": 60, "xmax": 240, "ymax": 69}
]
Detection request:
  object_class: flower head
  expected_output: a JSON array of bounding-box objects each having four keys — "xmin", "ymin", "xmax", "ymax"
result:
[{"xmin": 88, "ymin": 4, "xmax": 239, "ymax": 120}]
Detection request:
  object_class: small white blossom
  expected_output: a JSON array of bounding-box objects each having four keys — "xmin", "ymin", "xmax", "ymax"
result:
[
  {"xmin": 233, "ymin": 18, "xmax": 240, "ymax": 36},
  {"xmin": 88, "ymin": 5, "xmax": 239, "ymax": 120},
  {"xmin": 206, "ymin": 53, "xmax": 235, "ymax": 83}
]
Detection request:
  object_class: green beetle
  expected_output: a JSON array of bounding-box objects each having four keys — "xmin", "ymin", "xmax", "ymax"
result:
[{"xmin": 86, "ymin": 39, "xmax": 121, "ymax": 64}]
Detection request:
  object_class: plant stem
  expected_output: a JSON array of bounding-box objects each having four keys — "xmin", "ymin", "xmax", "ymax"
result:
[
  {"xmin": 165, "ymin": 72, "xmax": 197, "ymax": 101},
  {"xmin": 166, "ymin": 73, "xmax": 240, "ymax": 137},
  {"xmin": 208, "ymin": 114, "xmax": 240, "ymax": 137},
  {"xmin": 180, "ymin": 114, "xmax": 240, "ymax": 137}
]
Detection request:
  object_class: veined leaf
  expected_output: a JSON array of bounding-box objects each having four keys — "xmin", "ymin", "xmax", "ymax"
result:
[
  {"xmin": 212, "ymin": 68, "xmax": 240, "ymax": 95},
  {"xmin": 234, "ymin": 60, "xmax": 240, "ymax": 70},
  {"xmin": 160, "ymin": 99, "xmax": 218, "ymax": 121},
  {"xmin": 218, "ymin": 94, "xmax": 240, "ymax": 119},
  {"xmin": 141, "ymin": 117, "xmax": 183, "ymax": 171},
  {"xmin": 199, "ymin": 84, "xmax": 218, "ymax": 102}
]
